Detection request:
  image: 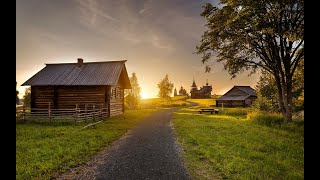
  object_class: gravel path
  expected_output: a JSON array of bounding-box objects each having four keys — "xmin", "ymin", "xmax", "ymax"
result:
[{"xmin": 57, "ymin": 108, "xmax": 190, "ymax": 180}]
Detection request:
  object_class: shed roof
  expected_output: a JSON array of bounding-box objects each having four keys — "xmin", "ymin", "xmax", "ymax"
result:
[
  {"xmin": 22, "ymin": 60, "xmax": 131, "ymax": 88},
  {"xmin": 216, "ymin": 86, "xmax": 256, "ymax": 101},
  {"xmin": 235, "ymin": 86, "xmax": 256, "ymax": 96}
]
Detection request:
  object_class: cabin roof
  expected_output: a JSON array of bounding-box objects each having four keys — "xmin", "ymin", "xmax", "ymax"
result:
[
  {"xmin": 22, "ymin": 60, "xmax": 131, "ymax": 88},
  {"xmin": 216, "ymin": 86, "xmax": 256, "ymax": 101}
]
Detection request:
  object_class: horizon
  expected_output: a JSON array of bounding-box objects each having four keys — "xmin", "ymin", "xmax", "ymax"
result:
[{"xmin": 16, "ymin": 0, "xmax": 260, "ymax": 99}]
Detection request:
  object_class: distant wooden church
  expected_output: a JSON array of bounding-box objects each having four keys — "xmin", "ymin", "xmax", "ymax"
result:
[
  {"xmin": 190, "ymin": 79, "xmax": 212, "ymax": 99},
  {"xmin": 174, "ymin": 86, "xmax": 187, "ymax": 96},
  {"xmin": 22, "ymin": 58, "xmax": 131, "ymax": 117}
]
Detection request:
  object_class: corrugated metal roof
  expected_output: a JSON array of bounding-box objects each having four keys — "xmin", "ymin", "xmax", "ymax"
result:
[
  {"xmin": 22, "ymin": 60, "xmax": 130, "ymax": 87},
  {"xmin": 216, "ymin": 86, "xmax": 257, "ymax": 101}
]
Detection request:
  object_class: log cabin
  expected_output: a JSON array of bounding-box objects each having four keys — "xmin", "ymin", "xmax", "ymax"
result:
[
  {"xmin": 22, "ymin": 58, "xmax": 131, "ymax": 117},
  {"xmin": 216, "ymin": 86, "xmax": 257, "ymax": 107}
]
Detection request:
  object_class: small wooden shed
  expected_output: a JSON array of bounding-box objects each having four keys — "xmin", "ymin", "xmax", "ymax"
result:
[
  {"xmin": 22, "ymin": 58, "xmax": 131, "ymax": 117},
  {"xmin": 216, "ymin": 86, "xmax": 257, "ymax": 107}
]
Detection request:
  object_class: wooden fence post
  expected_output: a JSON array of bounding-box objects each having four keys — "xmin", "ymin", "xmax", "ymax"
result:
[
  {"xmin": 22, "ymin": 105, "xmax": 26, "ymax": 123},
  {"xmin": 99, "ymin": 107, "xmax": 102, "ymax": 120},
  {"xmin": 93, "ymin": 105, "xmax": 95, "ymax": 122},
  {"xmin": 85, "ymin": 104, "xmax": 88, "ymax": 122},
  {"xmin": 48, "ymin": 102, "xmax": 51, "ymax": 123},
  {"xmin": 75, "ymin": 104, "xmax": 78, "ymax": 123}
]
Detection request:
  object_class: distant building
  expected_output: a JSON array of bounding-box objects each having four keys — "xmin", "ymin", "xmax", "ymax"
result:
[
  {"xmin": 179, "ymin": 86, "xmax": 187, "ymax": 96},
  {"xmin": 190, "ymin": 78, "xmax": 212, "ymax": 99},
  {"xmin": 174, "ymin": 86, "xmax": 187, "ymax": 96},
  {"xmin": 216, "ymin": 86, "xmax": 257, "ymax": 107}
]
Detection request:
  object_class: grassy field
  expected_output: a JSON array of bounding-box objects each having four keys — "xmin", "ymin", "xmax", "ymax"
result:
[
  {"xmin": 16, "ymin": 109, "xmax": 157, "ymax": 179},
  {"xmin": 173, "ymin": 102, "xmax": 304, "ymax": 179},
  {"xmin": 186, "ymin": 98, "xmax": 216, "ymax": 107},
  {"xmin": 140, "ymin": 96, "xmax": 189, "ymax": 109}
]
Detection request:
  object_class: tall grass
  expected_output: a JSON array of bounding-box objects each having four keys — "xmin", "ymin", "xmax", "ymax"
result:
[{"xmin": 247, "ymin": 111, "xmax": 304, "ymax": 134}]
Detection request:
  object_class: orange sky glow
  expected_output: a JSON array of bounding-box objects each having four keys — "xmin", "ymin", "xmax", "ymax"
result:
[{"xmin": 16, "ymin": 0, "xmax": 260, "ymax": 99}]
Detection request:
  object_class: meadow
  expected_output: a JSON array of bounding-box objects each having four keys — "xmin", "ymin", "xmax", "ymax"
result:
[
  {"xmin": 172, "ymin": 99, "xmax": 304, "ymax": 179},
  {"xmin": 16, "ymin": 109, "xmax": 156, "ymax": 179},
  {"xmin": 16, "ymin": 97, "xmax": 304, "ymax": 179},
  {"xmin": 139, "ymin": 95, "xmax": 189, "ymax": 109}
]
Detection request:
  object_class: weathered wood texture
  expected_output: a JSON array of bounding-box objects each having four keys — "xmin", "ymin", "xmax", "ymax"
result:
[
  {"xmin": 55, "ymin": 86, "xmax": 105, "ymax": 109},
  {"xmin": 216, "ymin": 97, "xmax": 256, "ymax": 107},
  {"xmin": 31, "ymin": 86, "xmax": 54, "ymax": 109},
  {"xmin": 216, "ymin": 100, "xmax": 245, "ymax": 107},
  {"xmin": 31, "ymin": 85, "xmax": 124, "ymax": 116},
  {"xmin": 109, "ymin": 84, "xmax": 124, "ymax": 117}
]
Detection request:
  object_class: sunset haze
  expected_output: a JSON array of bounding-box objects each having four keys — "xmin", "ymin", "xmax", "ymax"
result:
[{"xmin": 16, "ymin": 0, "xmax": 259, "ymax": 99}]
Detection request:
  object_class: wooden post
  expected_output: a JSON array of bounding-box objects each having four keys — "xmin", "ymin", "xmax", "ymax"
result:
[
  {"xmin": 100, "ymin": 107, "xmax": 102, "ymax": 120},
  {"xmin": 85, "ymin": 104, "xmax": 88, "ymax": 122},
  {"xmin": 48, "ymin": 102, "xmax": 51, "ymax": 123},
  {"xmin": 222, "ymin": 103, "xmax": 224, "ymax": 111},
  {"xmin": 75, "ymin": 104, "xmax": 78, "ymax": 123},
  {"xmin": 93, "ymin": 105, "xmax": 95, "ymax": 122},
  {"xmin": 22, "ymin": 105, "xmax": 26, "ymax": 123}
]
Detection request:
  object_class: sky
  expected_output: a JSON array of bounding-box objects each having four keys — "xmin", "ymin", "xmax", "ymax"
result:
[{"xmin": 16, "ymin": 0, "xmax": 260, "ymax": 99}]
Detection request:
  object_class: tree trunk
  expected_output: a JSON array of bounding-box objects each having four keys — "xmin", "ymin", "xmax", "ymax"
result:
[
  {"xmin": 284, "ymin": 78, "xmax": 293, "ymax": 122},
  {"xmin": 274, "ymin": 75, "xmax": 286, "ymax": 118},
  {"xmin": 274, "ymin": 73, "xmax": 293, "ymax": 123}
]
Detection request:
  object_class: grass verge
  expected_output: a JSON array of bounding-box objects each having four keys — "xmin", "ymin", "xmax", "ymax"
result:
[
  {"xmin": 173, "ymin": 107, "xmax": 304, "ymax": 179},
  {"xmin": 16, "ymin": 109, "xmax": 157, "ymax": 179}
]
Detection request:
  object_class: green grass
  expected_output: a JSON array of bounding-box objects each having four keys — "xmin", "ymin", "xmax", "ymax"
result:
[
  {"xmin": 173, "ymin": 107, "xmax": 304, "ymax": 179},
  {"xmin": 140, "ymin": 96, "xmax": 189, "ymax": 109},
  {"xmin": 16, "ymin": 109, "xmax": 157, "ymax": 180},
  {"xmin": 186, "ymin": 98, "xmax": 216, "ymax": 107}
]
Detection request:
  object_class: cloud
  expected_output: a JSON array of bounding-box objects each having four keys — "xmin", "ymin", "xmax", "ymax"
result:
[
  {"xmin": 76, "ymin": 0, "xmax": 117, "ymax": 27},
  {"xmin": 139, "ymin": 0, "xmax": 152, "ymax": 14}
]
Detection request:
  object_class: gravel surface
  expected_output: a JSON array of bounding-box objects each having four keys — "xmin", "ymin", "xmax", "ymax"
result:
[{"xmin": 57, "ymin": 108, "xmax": 191, "ymax": 180}]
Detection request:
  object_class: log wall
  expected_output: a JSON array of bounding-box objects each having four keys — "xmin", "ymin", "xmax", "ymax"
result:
[
  {"xmin": 109, "ymin": 84, "xmax": 124, "ymax": 117},
  {"xmin": 31, "ymin": 85, "xmax": 124, "ymax": 117},
  {"xmin": 31, "ymin": 86, "xmax": 54, "ymax": 109}
]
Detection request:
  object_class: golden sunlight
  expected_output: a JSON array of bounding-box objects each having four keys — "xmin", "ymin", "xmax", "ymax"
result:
[{"xmin": 140, "ymin": 88, "xmax": 157, "ymax": 99}]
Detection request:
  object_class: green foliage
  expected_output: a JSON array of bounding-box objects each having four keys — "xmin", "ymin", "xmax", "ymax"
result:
[
  {"xmin": 196, "ymin": 0, "xmax": 304, "ymax": 122},
  {"xmin": 254, "ymin": 59, "xmax": 304, "ymax": 112},
  {"xmin": 23, "ymin": 87, "xmax": 31, "ymax": 108},
  {"xmin": 16, "ymin": 109, "xmax": 156, "ymax": 179},
  {"xmin": 125, "ymin": 72, "xmax": 141, "ymax": 109},
  {"xmin": 157, "ymin": 74, "xmax": 174, "ymax": 100},
  {"xmin": 253, "ymin": 70, "xmax": 279, "ymax": 112},
  {"xmin": 173, "ymin": 107, "xmax": 304, "ymax": 179}
]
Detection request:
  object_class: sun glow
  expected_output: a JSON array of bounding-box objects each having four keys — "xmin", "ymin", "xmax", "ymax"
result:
[{"xmin": 140, "ymin": 87, "xmax": 158, "ymax": 99}]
